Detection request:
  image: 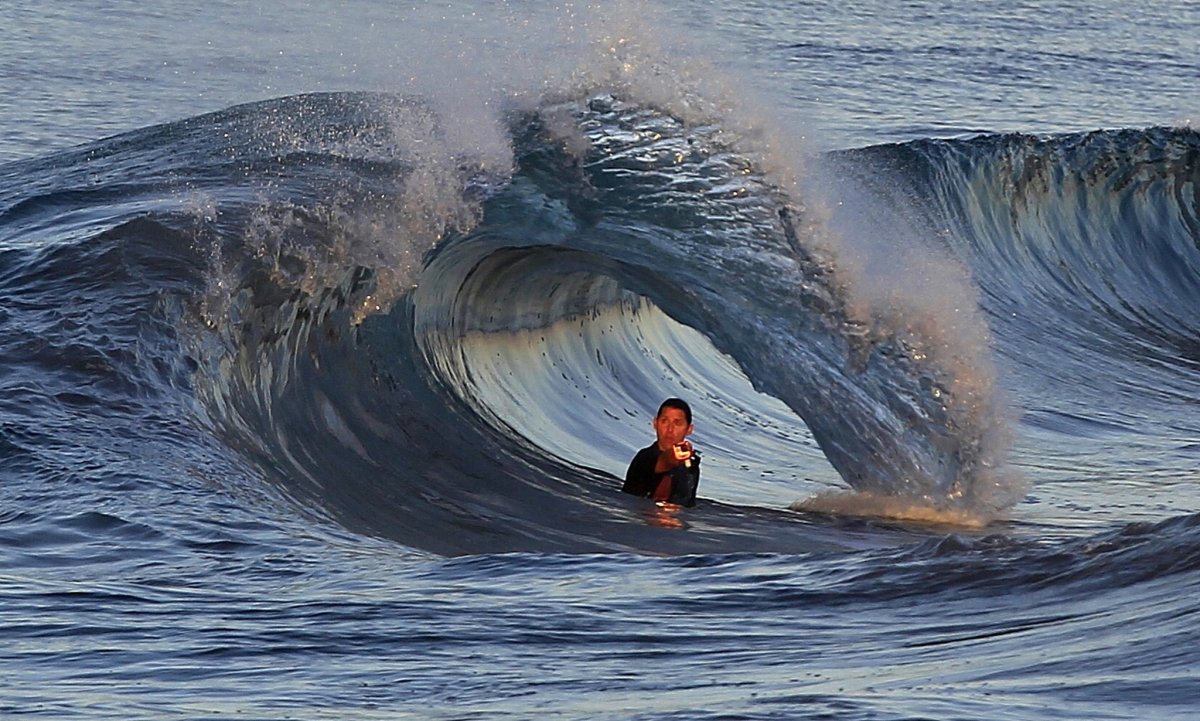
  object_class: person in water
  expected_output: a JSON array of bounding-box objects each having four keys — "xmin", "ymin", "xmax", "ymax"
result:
[{"xmin": 623, "ymin": 398, "xmax": 701, "ymax": 507}]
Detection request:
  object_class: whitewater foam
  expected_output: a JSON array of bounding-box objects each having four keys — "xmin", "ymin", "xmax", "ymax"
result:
[{"xmin": 792, "ymin": 490, "xmax": 992, "ymax": 528}]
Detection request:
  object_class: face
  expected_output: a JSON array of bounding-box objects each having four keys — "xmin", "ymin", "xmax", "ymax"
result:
[{"xmin": 653, "ymin": 407, "xmax": 693, "ymax": 450}]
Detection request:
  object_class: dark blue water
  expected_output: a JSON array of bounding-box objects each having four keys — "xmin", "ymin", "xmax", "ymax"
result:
[{"xmin": 2, "ymin": 2, "xmax": 1198, "ymax": 718}]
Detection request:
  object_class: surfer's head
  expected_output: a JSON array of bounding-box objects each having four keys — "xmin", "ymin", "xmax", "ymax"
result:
[
  {"xmin": 654, "ymin": 398, "xmax": 694, "ymax": 450},
  {"xmin": 657, "ymin": 397, "xmax": 692, "ymax": 425}
]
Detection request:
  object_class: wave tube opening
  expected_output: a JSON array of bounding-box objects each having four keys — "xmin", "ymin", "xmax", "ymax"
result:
[{"xmin": 413, "ymin": 241, "xmax": 843, "ymax": 511}]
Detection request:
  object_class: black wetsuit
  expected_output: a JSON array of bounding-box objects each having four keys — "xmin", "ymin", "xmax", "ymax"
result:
[{"xmin": 622, "ymin": 444, "xmax": 701, "ymax": 507}]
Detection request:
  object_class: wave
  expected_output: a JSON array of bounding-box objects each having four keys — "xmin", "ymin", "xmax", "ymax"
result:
[
  {"xmin": 2, "ymin": 91, "xmax": 1196, "ymax": 554},
  {"xmin": 840, "ymin": 128, "xmax": 1200, "ymax": 376},
  {"xmin": 186, "ymin": 92, "xmax": 1018, "ymax": 547}
]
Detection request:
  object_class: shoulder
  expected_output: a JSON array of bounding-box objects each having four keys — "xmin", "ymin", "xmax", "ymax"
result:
[
  {"xmin": 625, "ymin": 444, "xmax": 660, "ymax": 477},
  {"xmin": 623, "ymin": 443, "xmax": 662, "ymax": 495},
  {"xmin": 632, "ymin": 444, "xmax": 659, "ymax": 462}
]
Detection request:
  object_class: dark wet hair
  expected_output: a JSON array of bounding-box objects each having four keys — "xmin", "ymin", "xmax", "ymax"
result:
[{"xmin": 657, "ymin": 397, "xmax": 692, "ymax": 425}]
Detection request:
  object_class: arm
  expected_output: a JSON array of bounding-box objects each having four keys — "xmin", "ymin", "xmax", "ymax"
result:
[{"xmin": 669, "ymin": 453, "xmax": 700, "ymax": 507}]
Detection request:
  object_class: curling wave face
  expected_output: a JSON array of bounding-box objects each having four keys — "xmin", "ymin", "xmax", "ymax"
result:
[
  {"xmin": 162, "ymin": 91, "xmax": 1026, "ymax": 551},
  {"xmin": 1, "ymin": 91, "xmax": 1052, "ymax": 554}
]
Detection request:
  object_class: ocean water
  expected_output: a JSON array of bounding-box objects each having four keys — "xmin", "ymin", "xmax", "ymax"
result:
[{"xmin": 2, "ymin": 1, "xmax": 1198, "ymax": 719}]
